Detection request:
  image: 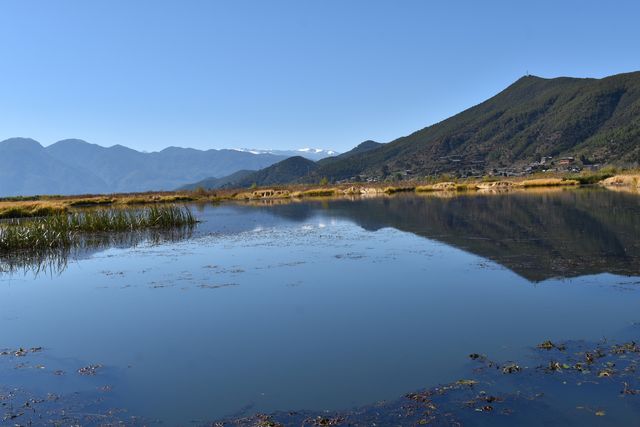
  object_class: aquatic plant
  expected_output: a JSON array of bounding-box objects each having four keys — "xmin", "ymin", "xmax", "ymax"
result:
[{"xmin": 0, "ymin": 206, "xmax": 196, "ymax": 253}]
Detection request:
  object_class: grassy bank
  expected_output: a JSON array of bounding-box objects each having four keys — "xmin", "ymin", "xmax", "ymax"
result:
[
  {"xmin": 0, "ymin": 170, "xmax": 638, "ymax": 220},
  {"xmin": 0, "ymin": 206, "xmax": 196, "ymax": 252},
  {"xmin": 0, "ymin": 193, "xmax": 202, "ymax": 220}
]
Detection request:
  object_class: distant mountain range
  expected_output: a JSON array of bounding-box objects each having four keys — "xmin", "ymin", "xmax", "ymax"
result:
[
  {"xmin": 5, "ymin": 71, "xmax": 640, "ymax": 196},
  {"xmin": 183, "ymin": 71, "xmax": 640, "ymax": 189},
  {"xmin": 0, "ymin": 138, "xmax": 288, "ymax": 196},
  {"xmin": 233, "ymin": 148, "xmax": 338, "ymax": 161},
  {"xmin": 178, "ymin": 170, "xmax": 256, "ymax": 191},
  {"xmin": 182, "ymin": 141, "xmax": 382, "ymax": 190}
]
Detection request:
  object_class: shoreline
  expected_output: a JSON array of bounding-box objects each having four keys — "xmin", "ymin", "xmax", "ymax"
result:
[{"xmin": 1, "ymin": 173, "xmax": 639, "ymax": 220}]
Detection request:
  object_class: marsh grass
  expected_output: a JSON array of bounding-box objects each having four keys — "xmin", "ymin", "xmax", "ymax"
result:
[
  {"xmin": 0, "ymin": 203, "xmax": 68, "ymax": 219},
  {"xmin": 454, "ymin": 183, "xmax": 478, "ymax": 191},
  {"xmin": 0, "ymin": 206, "xmax": 196, "ymax": 253},
  {"xmin": 67, "ymin": 197, "xmax": 115, "ymax": 207},
  {"xmin": 119, "ymin": 195, "xmax": 196, "ymax": 205},
  {"xmin": 520, "ymin": 178, "xmax": 579, "ymax": 187},
  {"xmin": 414, "ymin": 185, "xmax": 437, "ymax": 193},
  {"xmin": 299, "ymin": 188, "xmax": 338, "ymax": 197},
  {"xmin": 383, "ymin": 186, "xmax": 416, "ymax": 194}
]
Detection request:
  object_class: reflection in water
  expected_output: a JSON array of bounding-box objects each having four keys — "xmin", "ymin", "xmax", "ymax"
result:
[
  {"xmin": 4, "ymin": 189, "xmax": 639, "ymax": 281},
  {"xmin": 1, "ymin": 189, "xmax": 639, "ymax": 424},
  {"xmin": 242, "ymin": 189, "xmax": 640, "ymax": 281},
  {"xmin": 0, "ymin": 227, "xmax": 195, "ymax": 276}
]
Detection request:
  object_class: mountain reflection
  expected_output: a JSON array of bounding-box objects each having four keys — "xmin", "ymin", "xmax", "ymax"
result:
[
  {"xmin": 3, "ymin": 190, "xmax": 638, "ymax": 281},
  {"xmin": 257, "ymin": 189, "xmax": 640, "ymax": 281}
]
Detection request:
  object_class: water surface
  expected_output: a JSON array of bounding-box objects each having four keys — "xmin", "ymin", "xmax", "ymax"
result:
[{"xmin": 1, "ymin": 189, "xmax": 639, "ymax": 425}]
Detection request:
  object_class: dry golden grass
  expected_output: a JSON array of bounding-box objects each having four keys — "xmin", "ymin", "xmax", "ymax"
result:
[
  {"xmin": 415, "ymin": 185, "xmax": 437, "ymax": 192},
  {"xmin": 0, "ymin": 192, "xmax": 205, "ymax": 219},
  {"xmin": 117, "ymin": 195, "xmax": 197, "ymax": 205},
  {"xmin": 455, "ymin": 183, "xmax": 478, "ymax": 191},
  {"xmin": 519, "ymin": 178, "xmax": 579, "ymax": 188},
  {"xmin": 299, "ymin": 188, "xmax": 338, "ymax": 197},
  {"xmin": 383, "ymin": 186, "xmax": 415, "ymax": 194},
  {"xmin": 67, "ymin": 197, "xmax": 115, "ymax": 207},
  {"xmin": 0, "ymin": 201, "xmax": 68, "ymax": 219}
]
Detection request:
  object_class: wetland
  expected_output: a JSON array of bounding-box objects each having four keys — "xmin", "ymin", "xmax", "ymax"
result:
[{"xmin": 1, "ymin": 188, "xmax": 640, "ymax": 426}]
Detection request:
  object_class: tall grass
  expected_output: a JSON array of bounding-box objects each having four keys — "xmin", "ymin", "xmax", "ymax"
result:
[
  {"xmin": 0, "ymin": 203, "xmax": 67, "ymax": 219},
  {"xmin": 0, "ymin": 206, "xmax": 196, "ymax": 252}
]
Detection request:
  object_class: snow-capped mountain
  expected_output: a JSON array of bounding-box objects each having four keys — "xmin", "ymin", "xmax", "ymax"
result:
[{"xmin": 234, "ymin": 147, "xmax": 339, "ymax": 161}]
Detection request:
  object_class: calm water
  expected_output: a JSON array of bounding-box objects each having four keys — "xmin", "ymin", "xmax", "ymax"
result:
[{"xmin": 1, "ymin": 189, "xmax": 640, "ymax": 425}]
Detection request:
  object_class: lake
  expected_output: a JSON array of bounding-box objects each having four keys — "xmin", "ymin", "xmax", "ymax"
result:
[{"xmin": 1, "ymin": 188, "xmax": 640, "ymax": 425}]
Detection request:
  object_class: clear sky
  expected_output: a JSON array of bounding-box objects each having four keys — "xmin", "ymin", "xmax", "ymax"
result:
[{"xmin": 1, "ymin": 0, "xmax": 639, "ymax": 153}]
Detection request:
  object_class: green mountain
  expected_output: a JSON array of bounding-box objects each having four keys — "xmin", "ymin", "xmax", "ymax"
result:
[
  {"xmin": 196, "ymin": 141, "xmax": 383, "ymax": 189},
  {"xmin": 223, "ymin": 156, "xmax": 318, "ymax": 188},
  {"xmin": 307, "ymin": 71, "xmax": 640, "ymax": 181},
  {"xmin": 178, "ymin": 170, "xmax": 256, "ymax": 190},
  {"xmin": 195, "ymin": 141, "xmax": 384, "ymax": 190},
  {"xmin": 317, "ymin": 140, "xmax": 383, "ymax": 164}
]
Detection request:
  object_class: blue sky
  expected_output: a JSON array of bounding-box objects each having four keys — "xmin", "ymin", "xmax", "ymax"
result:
[{"xmin": 1, "ymin": 0, "xmax": 639, "ymax": 153}]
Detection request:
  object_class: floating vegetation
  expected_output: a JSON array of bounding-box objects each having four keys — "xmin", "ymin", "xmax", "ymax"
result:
[
  {"xmin": 2, "ymin": 334, "xmax": 640, "ymax": 425},
  {"xmin": 0, "ymin": 346, "xmax": 43, "ymax": 357},
  {"xmin": 77, "ymin": 364, "xmax": 103, "ymax": 376},
  {"xmin": 210, "ymin": 338, "xmax": 640, "ymax": 426}
]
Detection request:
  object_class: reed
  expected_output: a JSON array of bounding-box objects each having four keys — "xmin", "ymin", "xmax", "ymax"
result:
[{"xmin": 0, "ymin": 206, "xmax": 196, "ymax": 252}]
